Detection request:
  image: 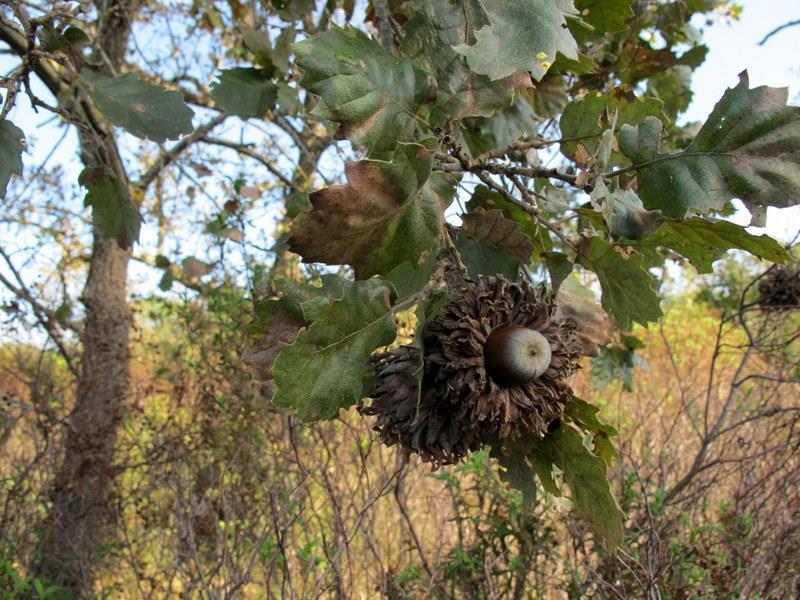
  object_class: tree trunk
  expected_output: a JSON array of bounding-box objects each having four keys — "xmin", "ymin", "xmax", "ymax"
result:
[{"xmin": 35, "ymin": 1, "xmax": 140, "ymax": 593}]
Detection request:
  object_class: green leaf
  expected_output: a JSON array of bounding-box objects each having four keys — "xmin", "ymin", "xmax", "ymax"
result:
[
  {"xmin": 620, "ymin": 72, "xmax": 800, "ymax": 217},
  {"xmin": 531, "ymin": 424, "xmax": 625, "ymax": 548},
  {"xmin": 573, "ymin": 0, "xmax": 634, "ymax": 37},
  {"xmin": 288, "ymin": 142, "xmax": 451, "ymax": 279},
  {"xmin": 273, "ymin": 280, "xmax": 397, "ymax": 420},
  {"xmin": 528, "ymin": 77, "xmax": 569, "ymax": 118},
  {"xmin": 637, "ymin": 217, "xmax": 790, "ymax": 273},
  {"xmin": 564, "ymin": 397, "xmax": 620, "ymax": 467},
  {"xmin": 385, "ymin": 252, "xmax": 436, "ymax": 302},
  {"xmin": 591, "ymin": 345, "xmax": 636, "ymax": 391},
  {"xmin": 81, "ymin": 71, "xmax": 194, "ymax": 143},
  {"xmin": 564, "ymin": 397, "xmax": 618, "ymax": 437},
  {"xmin": 489, "ymin": 437, "xmax": 537, "ymax": 508},
  {"xmin": 294, "ymin": 27, "xmax": 432, "ymax": 156},
  {"xmin": 0, "ymin": 120, "xmax": 24, "ymax": 199},
  {"xmin": 455, "ymin": 233, "xmax": 520, "ymax": 280},
  {"xmin": 211, "ymin": 68, "xmax": 277, "ymax": 118},
  {"xmin": 270, "ymin": 0, "xmax": 315, "ymax": 20},
  {"xmin": 577, "ymin": 237, "xmax": 663, "ymax": 329},
  {"xmin": 402, "ymin": 0, "xmax": 528, "ymax": 122},
  {"xmin": 454, "ymin": 0, "xmax": 579, "ymax": 81},
  {"xmin": 591, "ymin": 184, "xmax": 665, "ymax": 240},
  {"xmin": 79, "ymin": 166, "xmax": 142, "ymax": 249},
  {"xmin": 560, "ymin": 93, "xmax": 662, "ymax": 159},
  {"xmin": 542, "ymin": 252, "xmax": 573, "ymax": 292},
  {"xmin": 275, "ymin": 274, "xmax": 348, "ymax": 323}
]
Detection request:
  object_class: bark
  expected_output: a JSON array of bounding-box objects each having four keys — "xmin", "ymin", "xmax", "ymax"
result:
[{"xmin": 34, "ymin": 1, "xmax": 141, "ymax": 593}]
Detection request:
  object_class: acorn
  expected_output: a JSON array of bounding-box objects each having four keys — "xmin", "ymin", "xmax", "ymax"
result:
[
  {"xmin": 484, "ymin": 324, "xmax": 553, "ymax": 387},
  {"xmin": 361, "ymin": 276, "xmax": 583, "ymax": 463}
]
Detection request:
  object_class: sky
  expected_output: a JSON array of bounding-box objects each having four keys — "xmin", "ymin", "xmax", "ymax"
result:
[{"xmin": 685, "ymin": 0, "xmax": 800, "ymax": 241}]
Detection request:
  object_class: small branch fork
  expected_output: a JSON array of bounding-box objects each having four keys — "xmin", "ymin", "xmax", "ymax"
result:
[{"xmin": 441, "ymin": 137, "xmax": 581, "ymax": 253}]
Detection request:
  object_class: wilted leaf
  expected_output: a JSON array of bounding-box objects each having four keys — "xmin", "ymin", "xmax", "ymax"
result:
[
  {"xmin": 79, "ymin": 166, "xmax": 141, "ymax": 249},
  {"xmin": 530, "ymin": 423, "xmax": 625, "ymax": 548},
  {"xmin": 620, "ymin": 72, "xmax": 800, "ymax": 217},
  {"xmin": 0, "ymin": 120, "xmax": 24, "ymax": 199},
  {"xmin": 637, "ymin": 217, "xmax": 790, "ymax": 273},
  {"xmin": 273, "ymin": 279, "xmax": 397, "ymax": 420},
  {"xmin": 466, "ymin": 185, "xmax": 552, "ymax": 259},
  {"xmin": 461, "ymin": 208, "xmax": 534, "ymax": 264},
  {"xmin": 454, "ymin": 0, "xmax": 579, "ymax": 81},
  {"xmin": 556, "ymin": 277, "xmax": 611, "ymax": 356},
  {"xmin": 288, "ymin": 142, "xmax": 450, "ymax": 279},
  {"xmin": 577, "ymin": 237, "xmax": 663, "ymax": 329},
  {"xmin": 81, "ymin": 71, "xmax": 194, "ymax": 143},
  {"xmin": 211, "ymin": 68, "xmax": 277, "ymax": 118},
  {"xmin": 182, "ymin": 257, "xmax": 212, "ymax": 278},
  {"xmin": 242, "ymin": 302, "xmax": 305, "ymax": 389},
  {"xmin": 294, "ymin": 27, "xmax": 432, "ymax": 156}
]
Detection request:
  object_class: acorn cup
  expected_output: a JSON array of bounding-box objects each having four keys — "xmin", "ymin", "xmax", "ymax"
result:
[
  {"xmin": 757, "ymin": 266, "xmax": 800, "ymax": 310},
  {"xmin": 360, "ymin": 275, "xmax": 582, "ymax": 464}
]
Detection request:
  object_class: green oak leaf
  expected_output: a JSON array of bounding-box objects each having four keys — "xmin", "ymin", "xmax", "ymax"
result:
[
  {"xmin": 0, "ymin": 120, "xmax": 24, "ymax": 199},
  {"xmin": 273, "ymin": 279, "xmax": 397, "ymax": 421},
  {"xmin": 635, "ymin": 218, "xmax": 790, "ymax": 273},
  {"xmin": 288, "ymin": 142, "xmax": 451, "ymax": 279},
  {"xmin": 270, "ymin": 0, "xmax": 315, "ymax": 21},
  {"xmin": 574, "ymin": 0, "xmax": 634, "ymax": 36},
  {"xmin": 79, "ymin": 166, "xmax": 142, "ymax": 249},
  {"xmin": 577, "ymin": 236, "xmax": 663, "ymax": 329},
  {"xmin": 453, "ymin": 0, "xmax": 579, "ymax": 81},
  {"xmin": 542, "ymin": 251, "xmax": 573, "ymax": 292},
  {"xmin": 564, "ymin": 397, "xmax": 618, "ymax": 437},
  {"xmin": 274, "ymin": 274, "xmax": 348, "ymax": 323},
  {"xmin": 560, "ymin": 93, "xmax": 662, "ymax": 160},
  {"xmin": 591, "ymin": 345, "xmax": 637, "ymax": 392},
  {"xmin": 489, "ymin": 436, "xmax": 537, "ymax": 508},
  {"xmin": 294, "ymin": 27, "xmax": 432, "ymax": 156},
  {"xmin": 564, "ymin": 396, "xmax": 620, "ymax": 467},
  {"xmin": 619, "ymin": 72, "xmax": 800, "ymax": 217},
  {"xmin": 385, "ymin": 252, "xmax": 437, "ymax": 302},
  {"xmin": 591, "ymin": 184, "xmax": 665, "ymax": 240},
  {"xmin": 529, "ymin": 77, "xmax": 569, "ymax": 118},
  {"xmin": 81, "ymin": 71, "xmax": 194, "ymax": 143},
  {"xmin": 530, "ymin": 423, "xmax": 625, "ymax": 548},
  {"xmin": 455, "ymin": 234, "xmax": 520, "ymax": 280},
  {"xmin": 211, "ymin": 68, "xmax": 277, "ymax": 118},
  {"xmin": 402, "ymin": 0, "xmax": 530, "ymax": 123},
  {"xmin": 570, "ymin": 0, "xmax": 634, "ymax": 45}
]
